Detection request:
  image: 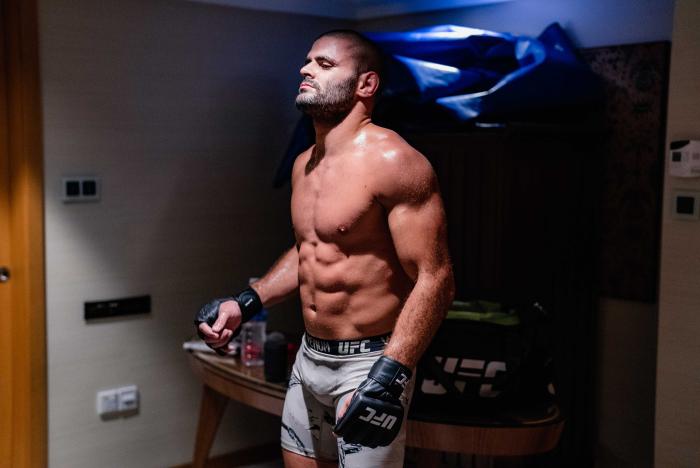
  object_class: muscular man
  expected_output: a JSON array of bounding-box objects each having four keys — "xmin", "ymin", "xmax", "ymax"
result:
[{"xmin": 196, "ymin": 29, "xmax": 454, "ymax": 468}]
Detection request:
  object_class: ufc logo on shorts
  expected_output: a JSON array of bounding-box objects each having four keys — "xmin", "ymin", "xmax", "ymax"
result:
[
  {"xmin": 421, "ymin": 357, "xmax": 506, "ymax": 398},
  {"xmin": 338, "ymin": 340, "xmax": 371, "ymax": 354},
  {"xmin": 359, "ymin": 407, "xmax": 397, "ymax": 430}
]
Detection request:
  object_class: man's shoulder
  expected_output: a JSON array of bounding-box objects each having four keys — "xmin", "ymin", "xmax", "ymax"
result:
[
  {"xmin": 366, "ymin": 126, "xmax": 435, "ymax": 204},
  {"xmin": 295, "ymin": 145, "xmax": 314, "ymax": 165},
  {"xmin": 366, "ymin": 125, "xmax": 427, "ymax": 171}
]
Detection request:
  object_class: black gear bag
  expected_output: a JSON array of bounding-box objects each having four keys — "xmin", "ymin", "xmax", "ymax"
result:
[{"xmin": 409, "ymin": 300, "xmax": 554, "ymax": 423}]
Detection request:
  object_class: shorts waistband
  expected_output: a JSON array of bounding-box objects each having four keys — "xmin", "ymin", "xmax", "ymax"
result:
[{"xmin": 304, "ymin": 332, "xmax": 390, "ymax": 356}]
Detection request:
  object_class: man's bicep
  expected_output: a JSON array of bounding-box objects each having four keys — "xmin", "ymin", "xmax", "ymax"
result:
[{"xmin": 387, "ymin": 189, "xmax": 450, "ymax": 282}]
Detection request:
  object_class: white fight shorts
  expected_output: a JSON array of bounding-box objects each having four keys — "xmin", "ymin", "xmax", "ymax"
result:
[{"xmin": 280, "ymin": 333, "xmax": 414, "ymax": 467}]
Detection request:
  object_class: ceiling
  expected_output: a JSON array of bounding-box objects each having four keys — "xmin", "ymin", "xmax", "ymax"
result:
[{"xmin": 186, "ymin": 0, "xmax": 513, "ymax": 21}]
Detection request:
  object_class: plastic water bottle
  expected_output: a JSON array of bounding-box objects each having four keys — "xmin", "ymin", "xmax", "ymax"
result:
[{"xmin": 241, "ymin": 309, "xmax": 267, "ymax": 367}]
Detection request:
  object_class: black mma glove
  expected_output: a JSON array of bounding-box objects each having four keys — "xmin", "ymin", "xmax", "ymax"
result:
[
  {"xmin": 193, "ymin": 287, "xmax": 263, "ymax": 355},
  {"xmin": 334, "ymin": 356, "xmax": 412, "ymax": 448}
]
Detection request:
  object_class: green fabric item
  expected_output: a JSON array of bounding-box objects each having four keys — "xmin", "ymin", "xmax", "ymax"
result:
[{"xmin": 446, "ymin": 300, "xmax": 520, "ymax": 326}]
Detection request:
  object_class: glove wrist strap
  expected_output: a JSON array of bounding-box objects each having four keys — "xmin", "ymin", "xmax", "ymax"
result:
[
  {"xmin": 234, "ymin": 287, "xmax": 263, "ymax": 323},
  {"xmin": 369, "ymin": 356, "xmax": 412, "ymax": 398}
]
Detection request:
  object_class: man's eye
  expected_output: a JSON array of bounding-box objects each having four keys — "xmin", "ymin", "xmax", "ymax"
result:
[{"xmin": 320, "ymin": 62, "xmax": 332, "ymax": 69}]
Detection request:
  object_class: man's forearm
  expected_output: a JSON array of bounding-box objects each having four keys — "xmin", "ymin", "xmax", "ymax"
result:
[
  {"xmin": 383, "ymin": 266, "xmax": 455, "ymax": 368},
  {"xmin": 250, "ymin": 246, "xmax": 299, "ymax": 307}
]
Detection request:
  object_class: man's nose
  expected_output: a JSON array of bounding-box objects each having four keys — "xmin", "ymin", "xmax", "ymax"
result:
[{"xmin": 300, "ymin": 62, "xmax": 313, "ymax": 77}]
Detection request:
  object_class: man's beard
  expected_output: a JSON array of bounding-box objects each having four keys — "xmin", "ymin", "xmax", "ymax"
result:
[{"xmin": 295, "ymin": 75, "xmax": 358, "ymax": 124}]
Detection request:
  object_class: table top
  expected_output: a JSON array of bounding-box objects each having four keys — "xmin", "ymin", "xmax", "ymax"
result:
[
  {"xmin": 187, "ymin": 350, "xmax": 564, "ymax": 456},
  {"xmin": 193, "ymin": 351, "xmax": 287, "ymax": 395}
]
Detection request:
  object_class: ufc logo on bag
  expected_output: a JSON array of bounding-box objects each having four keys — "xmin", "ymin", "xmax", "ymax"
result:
[
  {"xmin": 421, "ymin": 356, "xmax": 506, "ymax": 398},
  {"xmin": 359, "ymin": 407, "xmax": 397, "ymax": 430}
]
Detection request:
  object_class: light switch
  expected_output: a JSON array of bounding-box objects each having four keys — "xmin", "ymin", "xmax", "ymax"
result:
[
  {"xmin": 118, "ymin": 385, "xmax": 139, "ymax": 412},
  {"xmin": 96, "ymin": 389, "xmax": 119, "ymax": 416},
  {"xmin": 672, "ymin": 190, "xmax": 700, "ymax": 220},
  {"xmin": 62, "ymin": 176, "xmax": 100, "ymax": 203}
]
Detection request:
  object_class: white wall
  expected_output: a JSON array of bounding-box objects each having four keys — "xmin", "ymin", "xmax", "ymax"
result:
[
  {"xmin": 40, "ymin": 0, "xmax": 347, "ymax": 466},
  {"xmin": 656, "ymin": 0, "xmax": 700, "ymax": 466}
]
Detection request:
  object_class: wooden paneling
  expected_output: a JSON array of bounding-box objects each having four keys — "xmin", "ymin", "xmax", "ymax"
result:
[
  {"xmin": 407, "ymin": 124, "xmax": 602, "ymax": 466},
  {"xmin": 0, "ymin": 0, "xmax": 47, "ymax": 466}
]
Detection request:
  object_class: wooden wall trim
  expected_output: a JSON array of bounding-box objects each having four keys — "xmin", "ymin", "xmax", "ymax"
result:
[
  {"xmin": 0, "ymin": 0, "xmax": 47, "ymax": 466},
  {"xmin": 0, "ymin": 0, "xmax": 12, "ymax": 461}
]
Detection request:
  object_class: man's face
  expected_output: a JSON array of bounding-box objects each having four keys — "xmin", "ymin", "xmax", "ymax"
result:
[{"xmin": 295, "ymin": 36, "xmax": 359, "ymax": 123}]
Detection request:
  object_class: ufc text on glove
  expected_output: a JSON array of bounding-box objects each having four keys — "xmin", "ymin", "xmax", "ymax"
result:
[{"xmin": 334, "ymin": 356, "xmax": 412, "ymax": 448}]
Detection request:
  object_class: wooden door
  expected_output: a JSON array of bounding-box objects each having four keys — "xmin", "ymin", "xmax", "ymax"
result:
[
  {"xmin": 0, "ymin": 0, "xmax": 47, "ymax": 466},
  {"xmin": 0, "ymin": 1, "xmax": 12, "ymax": 456}
]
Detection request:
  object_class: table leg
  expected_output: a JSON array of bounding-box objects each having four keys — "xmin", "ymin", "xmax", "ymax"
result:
[{"xmin": 193, "ymin": 384, "xmax": 229, "ymax": 468}]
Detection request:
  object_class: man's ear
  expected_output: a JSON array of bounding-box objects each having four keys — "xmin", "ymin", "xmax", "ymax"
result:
[{"xmin": 356, "ymin": 71, "xmax": 380, "ymax": 98}]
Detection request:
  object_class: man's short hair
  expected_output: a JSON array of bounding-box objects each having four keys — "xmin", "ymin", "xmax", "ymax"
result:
[{"xmin": 315, "ymin": 29, "xmax": 383, "ymax": 78}]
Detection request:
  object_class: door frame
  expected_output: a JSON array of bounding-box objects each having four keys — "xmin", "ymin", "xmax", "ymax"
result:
[{"xmin": 0, "ymin": 0, "xmax": 46, "ymax": 466}]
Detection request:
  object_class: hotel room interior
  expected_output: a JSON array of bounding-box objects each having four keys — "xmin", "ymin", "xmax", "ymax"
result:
[{"xmin": 1, "ymin": 0, "xmax": 698, "ymax": 467}]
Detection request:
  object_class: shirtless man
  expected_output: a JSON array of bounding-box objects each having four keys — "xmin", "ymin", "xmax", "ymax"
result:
[{"xmin": 195, "ymin": 30, "xmax": 455, "ymax": 468}]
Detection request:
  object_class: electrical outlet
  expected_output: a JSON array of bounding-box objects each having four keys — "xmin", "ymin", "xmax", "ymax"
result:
[
  {"xmin": 97, "ymin": 385, "xmax": 139, "ymax": 417},
  {"xmin": 117, "ymin": 385, "xmax": 139, "ymax": 412},
  {"xmin": 96, "ymin": 389, "xmax": 119, "ymax": 416}
]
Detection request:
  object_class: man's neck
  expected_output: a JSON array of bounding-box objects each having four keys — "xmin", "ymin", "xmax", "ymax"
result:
[{"xmin": 312, "ymin": 106, "xmax": 372, "ymax": 158}]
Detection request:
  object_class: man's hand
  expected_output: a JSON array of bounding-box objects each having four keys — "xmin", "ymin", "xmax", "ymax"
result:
[
  {"xmin": 334, "ymin": 356, "xmax": 412, "ymax": 448},
  {"xmin": 194, "ymin": 298, "xmax": 243, "ymax": 355},
  {"xmin": 194, "ymin": 287, "xmax": 263, "ymax": 355}
]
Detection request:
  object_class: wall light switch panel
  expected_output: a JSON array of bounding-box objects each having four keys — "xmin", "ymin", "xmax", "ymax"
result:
[
  {"xmin": 96, "ymin": 389, "xmax": 119, "ymax": 416},
  {"xmin": 117, "ymin": 385, "xmax": 139, "ymax": 412},
  {"xmin": 672, "ymin": 190, "xmax": 700, "ymax": 221},
  {"xmin": 97, "ymin": 385, "xmax": 139, "ymax": 417},
  {"xmin": 62, "ymin": 176, "xmax": 100, "ymax": 203}
]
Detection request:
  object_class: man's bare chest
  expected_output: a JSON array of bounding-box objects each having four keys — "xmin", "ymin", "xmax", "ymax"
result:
[{"xmin": 291, "ymin": 160, "xmax": 384, "ymax": 244}]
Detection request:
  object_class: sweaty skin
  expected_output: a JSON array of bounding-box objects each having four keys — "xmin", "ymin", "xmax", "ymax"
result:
[
  {"xmin": 198, "ymin": 34, "xmax": 455, "ymax": 468},
  {"xmin": 199, "ymin": 34, "xmax": 454, "ymax": 372},
  {"xmin": 292, "ymin": 128, "xmax": 431, "ymax": 341}
]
